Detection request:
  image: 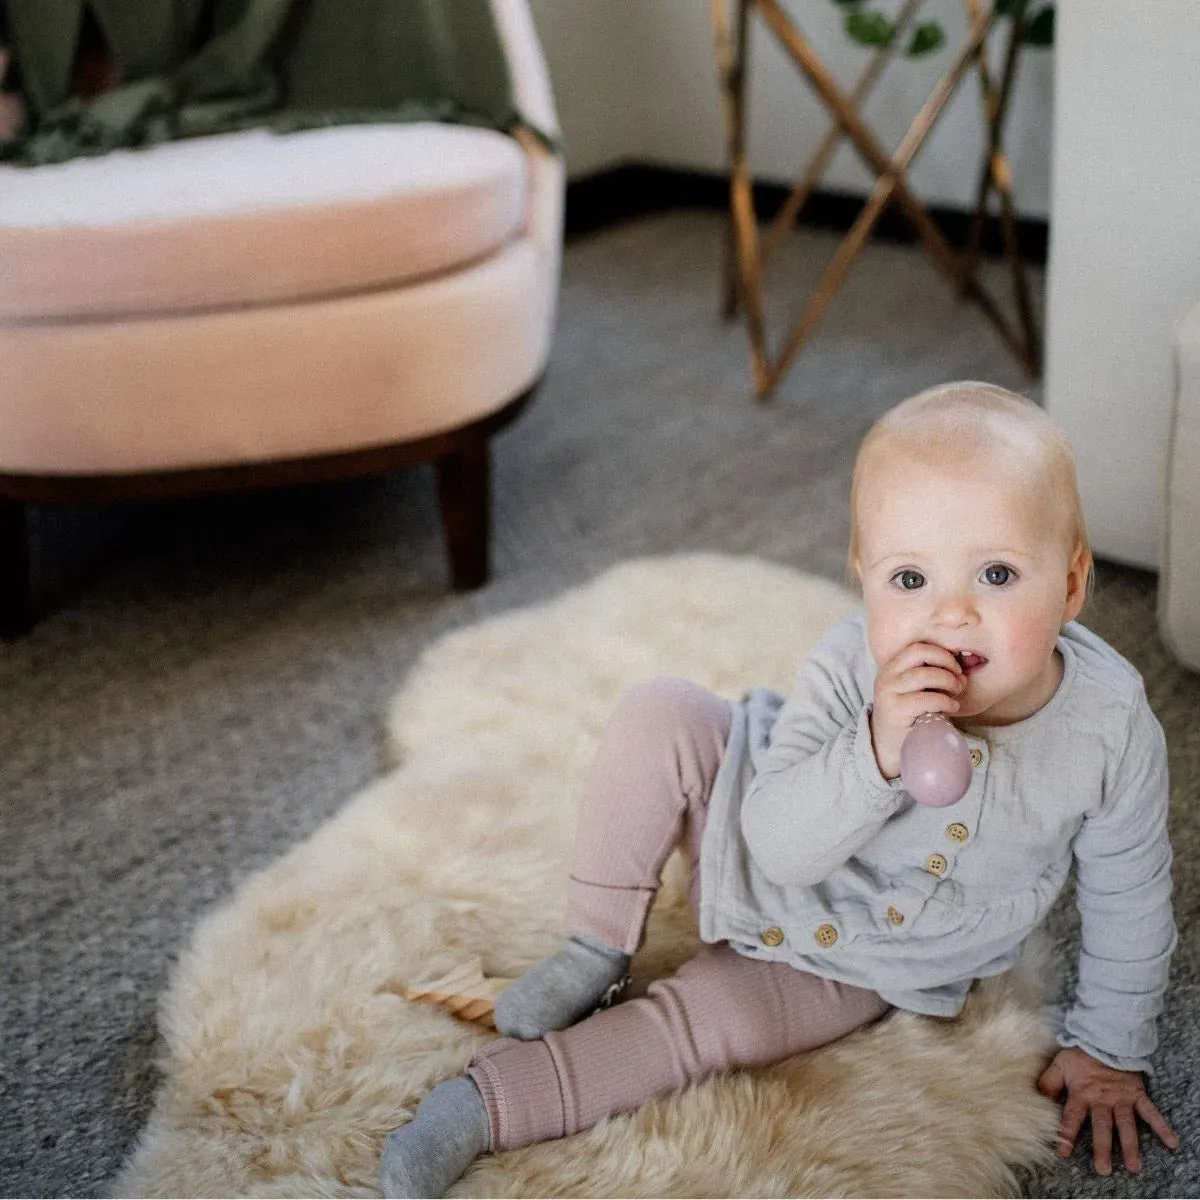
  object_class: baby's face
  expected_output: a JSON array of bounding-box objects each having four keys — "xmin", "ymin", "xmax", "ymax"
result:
[{"xmin": 855, "ymin": 453, "xmax": 1087, "ymax": 726}]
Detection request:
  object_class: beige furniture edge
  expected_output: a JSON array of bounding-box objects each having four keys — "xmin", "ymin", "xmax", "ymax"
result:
[{"xmin": 1158, "ymin": 302, "xmax": 1200, "ymax": 672}]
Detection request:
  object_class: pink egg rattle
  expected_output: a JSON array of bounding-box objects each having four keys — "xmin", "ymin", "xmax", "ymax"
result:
[{"xmin": 899, "ymin": 713, "xmax": 972, "ymax": 807}]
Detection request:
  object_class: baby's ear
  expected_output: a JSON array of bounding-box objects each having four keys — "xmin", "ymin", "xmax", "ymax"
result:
[{"xmin": 1062, "ymin": 545, "xmax": 1092, "ymax": 624}]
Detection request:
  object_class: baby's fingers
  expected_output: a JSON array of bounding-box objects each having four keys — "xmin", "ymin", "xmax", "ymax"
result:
[
  {"xmin": 888, "ymin": 642, "xmax": 964, "ymax": 677},
  {"xmin": 1037, "ymin": 1059, "xmax": 1065, "ymax": 1100},
  {"xmin": 1058, "ymin": 1097, "xmax": 1088, "ymax": 1159},
  {"xmin": 1090, "ymin": 1105, "xmax": 1115, "ymax": 1176},
  {"xmin": 1135, "ymin": 1094, "xmax": 1180, "ymax": 1151},
  {"xmin": 890, "ymin": 665, "xmax": 965, "ymax": 698},
  {"xmin": 1115, "ymin": 1105, "xmax": 1142, "ymax": 1173},
  {"xmin": 890, "ymin": 689, "xmax": 961, "ymax": 729}
]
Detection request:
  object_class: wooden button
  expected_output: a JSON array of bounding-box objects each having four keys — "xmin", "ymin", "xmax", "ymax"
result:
[
  {"xmin": 970, "ymin": 747, "xmax": 983, "ymax": 767},
  {"xmin": 814, "ymin": 923, "xmax": 838, "ymax": 948},
  {"xmin": 886, "ymin": 906, "xmax": 905, "ymax": 926},
  {"xmin": 946, "ymin": 822, "xmax": 969, "ymax": 843},
  {"xmin": 924, "ymin": 853, "xmax": 948, "ymax": 876},
  {"xmin": 761, "ymin": 926, "xmax": 785, "ymax": 947}
]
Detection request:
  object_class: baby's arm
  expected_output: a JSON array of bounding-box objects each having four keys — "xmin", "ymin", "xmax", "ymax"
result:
[
  {"xmin": 741, "ymin": 617, "xmax": 905, "ymax": 886},
  {"xmin": 1046, "ymin": 695, "xmax": 1178, "ymax": 1174}
]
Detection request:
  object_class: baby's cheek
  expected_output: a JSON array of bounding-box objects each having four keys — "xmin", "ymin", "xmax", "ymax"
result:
[
  {"xmin": 1002, "ymin": 613, "xmax": 1060, "ymax": 671},
  {"xmin": 865, "ymin": 610, "xmax": 908, "ymax": 670}
]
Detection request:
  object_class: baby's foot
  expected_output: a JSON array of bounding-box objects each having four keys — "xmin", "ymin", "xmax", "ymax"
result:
[
  {"xmin": 493, "ymin": 933, "xmax": 631, "ymax": 1039},
  {"xmin": 380, "ymin": 1076, "xmax": 489, "ymax": 1199}
]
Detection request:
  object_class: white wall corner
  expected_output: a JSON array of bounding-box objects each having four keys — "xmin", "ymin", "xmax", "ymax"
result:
[{"xmin": 528, "ymin": 0, "xmax": 646, "ymax": 176}]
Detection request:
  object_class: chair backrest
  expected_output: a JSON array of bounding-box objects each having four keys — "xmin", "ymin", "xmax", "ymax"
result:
[{"xmin": 2, "ymin": 0, "xmax": 557, "ymax": 166}]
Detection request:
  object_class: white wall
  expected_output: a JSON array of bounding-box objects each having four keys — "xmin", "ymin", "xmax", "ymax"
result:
[
  {"xmin": 1044, "ymin": 1, "xmax": 1200, "ymax": 569},
  {"xmin": 530, "ymin": 0, "xmax": 1054, "ymax": 217}
]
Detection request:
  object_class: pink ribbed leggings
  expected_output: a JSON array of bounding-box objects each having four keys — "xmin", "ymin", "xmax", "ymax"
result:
[{"xmin": 466, "ymin": 678, "xmax": 890, "ymax": 1152}]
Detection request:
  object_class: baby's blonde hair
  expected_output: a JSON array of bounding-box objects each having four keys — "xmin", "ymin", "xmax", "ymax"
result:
[{"xmin": 847, "ymin": 381, "xmax": 1094, "ymax": 596}]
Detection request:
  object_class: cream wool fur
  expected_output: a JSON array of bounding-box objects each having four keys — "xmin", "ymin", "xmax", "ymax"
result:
[{"xmin": 111, "ymin": 554, "xmax": 1060, "ymax": 1198}]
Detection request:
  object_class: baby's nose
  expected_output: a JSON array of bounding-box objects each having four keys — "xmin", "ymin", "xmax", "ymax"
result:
[{"xmin": 933, "ymin": 590, "xmax": 978, "ymax": 624}]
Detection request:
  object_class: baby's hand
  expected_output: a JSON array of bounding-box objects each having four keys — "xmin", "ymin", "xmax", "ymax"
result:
[
  {"xmin": 1038, "ymin": 1047, "xmax": 1179, "ymax": 1175},
  {"xmin": 870, "ymin": 642, "xmax": 964, "ymax": 780}
]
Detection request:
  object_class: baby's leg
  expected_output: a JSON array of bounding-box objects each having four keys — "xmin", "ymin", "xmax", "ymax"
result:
[
  {"xmin": 494, "ymin": 678, "xmax": 731, "ymax": 1039},
  {"xmin": 381, "ymin": 947, "xmax": 889, "ymax": 1196},
  {"xmin": 382, "ymin": 681, "xmax": 733, "ymax": 1197},
  {"xmin": 474, "ymin": 944, "xmax": 891, "ymax": 1152}
]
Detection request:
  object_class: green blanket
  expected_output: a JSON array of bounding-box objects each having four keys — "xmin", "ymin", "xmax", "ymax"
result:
[{"xmin": 0, "ymin": 0, "xmax": 540, "ymax": 165}]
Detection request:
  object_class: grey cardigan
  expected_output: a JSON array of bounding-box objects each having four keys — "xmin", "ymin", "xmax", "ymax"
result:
[{"xmin": 697, "ymin": 614, "xmax": 1176, "ymax": 1073}]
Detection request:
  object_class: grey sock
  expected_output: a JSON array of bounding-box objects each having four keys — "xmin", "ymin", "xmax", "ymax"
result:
[
  {"xmin": 379, "ymin": 1076, "xmax": 489, "ymax": 1199},
  {"xmin": 493, "ymin": 932, "xmax": 631, "ymax": 1040}
]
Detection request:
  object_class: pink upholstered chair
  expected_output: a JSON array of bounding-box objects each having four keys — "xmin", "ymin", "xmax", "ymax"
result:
[{"xmin": 0, "ymin": 0, "xmax": 562, "ymax": 636}]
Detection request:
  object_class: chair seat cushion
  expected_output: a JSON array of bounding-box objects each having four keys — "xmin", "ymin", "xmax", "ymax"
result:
[
  {"xmin": 0, "ymin": 149, "xmax": 563, "ymax": 477},
  {"xmin": 0, "ymin": 123, "xmax": 528, "ymax": 321}
]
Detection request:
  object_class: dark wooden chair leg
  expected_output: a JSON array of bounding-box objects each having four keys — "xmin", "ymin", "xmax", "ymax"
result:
[
  {"xmin": 435, "ymin": 435, "xmax": 491, "ymax": 590},
  {"xmin": 0, "ymin": 498, "xmax": 35, "ymax": 639}
]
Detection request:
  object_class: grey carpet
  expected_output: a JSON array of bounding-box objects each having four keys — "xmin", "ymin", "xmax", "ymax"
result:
[{"xmin": 2, "ymin": 213, "xmax": 1197, "ymax": 1199}]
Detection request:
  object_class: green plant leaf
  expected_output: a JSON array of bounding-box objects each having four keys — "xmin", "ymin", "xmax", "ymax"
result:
[
  {"xmin": 1022, "ymin": 5, "xmax": 1055, "ymax": 46},
  {"xmin": 994, "ymin": 0, "xmax": 1029, "ymax": 17},
  {"xmin": 829, "ymin": 0, "xmax": 864, "ymax": 7},
  {"xmin": 845, "ymin": 10, "xmax": 894, "ymax": 47},
  {"xmin": 905, "ymin": 21, "xmax": 945, "ymax": 57}
]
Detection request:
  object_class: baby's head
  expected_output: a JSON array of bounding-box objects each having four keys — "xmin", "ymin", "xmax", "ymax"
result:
[{"xmin": 848, "ymin": 382, "xmax": 1094, "ymax": 725}]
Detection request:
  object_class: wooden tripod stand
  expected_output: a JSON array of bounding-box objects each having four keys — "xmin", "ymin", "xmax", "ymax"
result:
[{"xmin": 712, "ymin": 0, "xmax": 1041, "ymax": 399}]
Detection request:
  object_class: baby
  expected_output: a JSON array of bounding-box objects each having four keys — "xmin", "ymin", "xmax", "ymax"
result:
[{"xmin": 381, "ymin": 382, "xmax": 1179, "ymax": 1196}]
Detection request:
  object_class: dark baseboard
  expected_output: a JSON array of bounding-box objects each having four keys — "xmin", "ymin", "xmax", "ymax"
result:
[{"xmin": 564, "ymin": 161, "xmax": 1048, "ymax": 266}]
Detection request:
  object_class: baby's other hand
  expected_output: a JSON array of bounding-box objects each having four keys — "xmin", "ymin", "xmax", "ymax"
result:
[
  {"xmin": 1037, "ymin": 1046, "xmax": 1179, "ymax": 1175},
  {"xmin": 870, "ymin": 642, "xmax": 964, "ymax": 779}
]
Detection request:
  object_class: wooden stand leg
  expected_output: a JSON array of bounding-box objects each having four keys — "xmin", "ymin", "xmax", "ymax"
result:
[
  {"xmin": 963, "ymin": 0, "xmax": 1040, "ymax": 375},
  {"xmin": 762, "ymin": 0, "xmax": 922, "ymax": 265},
  {"xmin": 0, "ymin": 498, "xmax": 35, "ymax": 639},
  {"xmin": 435, "ymin": 436, "xmax": 491, "ymax": 591},
  {"xmin": 714, "ymin": 0, "xmax": 1034, "ymax": 396},
  {"xmin": 713, "ymin": 0, "xmax": 771, "ymax": 396},
  {"xmin": 719, "ymin": 0, "xmax": 751, "ymax": 321}
]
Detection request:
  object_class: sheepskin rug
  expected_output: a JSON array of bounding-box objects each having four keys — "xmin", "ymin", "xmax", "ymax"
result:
[{"xmin": 113, "ymin": 554, "xmax": 1060, "ymax": 1198}]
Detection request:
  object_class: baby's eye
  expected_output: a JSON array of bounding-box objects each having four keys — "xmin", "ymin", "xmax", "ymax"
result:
[
  {"xmin": 981, "ymin": 564, "xmax": 1016, "ymax": 586},
  {"xmin": 891, "ymin": 569, "xmax": 926, "ymax": 591}
]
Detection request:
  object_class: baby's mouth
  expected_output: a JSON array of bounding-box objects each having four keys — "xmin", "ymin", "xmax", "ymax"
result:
[{"xmin": 954, "ymin": 650, "xmax": 989, "ymax": 676}]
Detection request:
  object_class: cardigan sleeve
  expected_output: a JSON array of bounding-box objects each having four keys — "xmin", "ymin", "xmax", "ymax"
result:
[
  {"xmin": 1059, "ymin": 693, "xmax": 1176, "ymax": 1073},
  {"xmin": 741, "ymin": 616, "xmax": 907, "ymax": 887}
]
